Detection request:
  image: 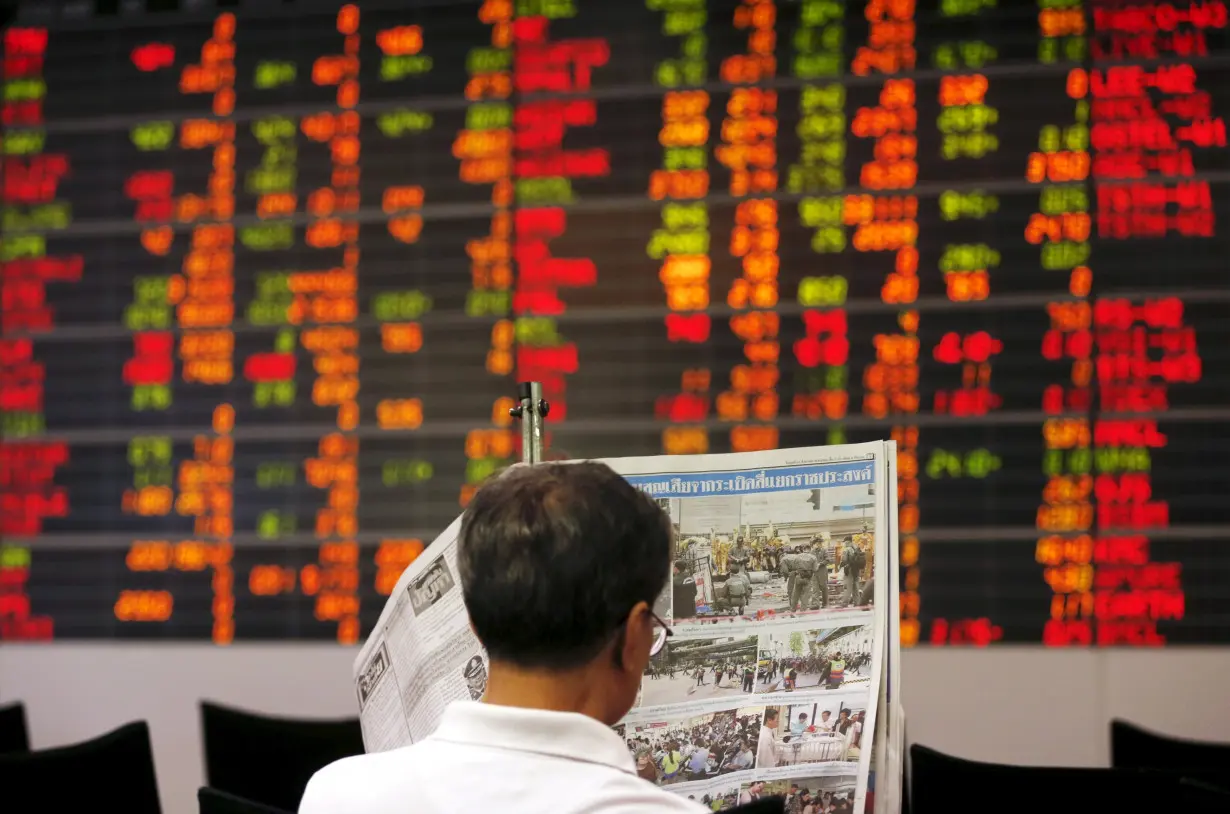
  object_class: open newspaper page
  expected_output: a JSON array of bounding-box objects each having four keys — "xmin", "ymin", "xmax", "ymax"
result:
[
  {"xmin": 351, "ymin": 444, "xmax": 899, "ymax": 813},
  {"xmin": 607, "ymin": 443, "xmax": 891, "ymax": 813},
  {"xmin": 353, "ymin": 516, "xmax": 489, "ymax": 753}
]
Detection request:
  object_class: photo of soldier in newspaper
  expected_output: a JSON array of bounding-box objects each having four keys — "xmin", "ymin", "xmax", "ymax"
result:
[
  {"xmin": 624, "ymin": 706, "xmax": 764, "ymax": 786},
  {"xmin": 356, "ymin": 642, "xmax": 390, "ymax": 710},
  {"xmin": 747, "ymin": 774, "xmax": 857, "ymax": 812},
  {"xmin": 463, "ymin": 655, "xmax": 487, "ymax": 700},
  {"xmin": 756, "ymin": 701, "xmax": 866, "ymax": 769},
  {"xmin": 755, "ymin": 623, "xmax": 875, "ymax": 693},
  {"xmin": 407, "ymin": 555, "xmax": 455, "ymax": 616},
  {"xmin": 670, "ymin": 494, "xmax": 874, "ymax": 620},
  {"xmin": 642, "ymin": 635, "xmax": 758, "ymax": 706}
]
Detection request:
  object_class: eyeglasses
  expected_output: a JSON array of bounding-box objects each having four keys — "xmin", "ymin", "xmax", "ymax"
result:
[{"xmin": 649, "ymin": 610, "xmax": 674, "ymax": 657}]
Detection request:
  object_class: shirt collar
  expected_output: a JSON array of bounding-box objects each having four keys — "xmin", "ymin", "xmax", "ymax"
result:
[{"xmin": 430, "ymin": 701, "xmax": 636, "ymax": 775}]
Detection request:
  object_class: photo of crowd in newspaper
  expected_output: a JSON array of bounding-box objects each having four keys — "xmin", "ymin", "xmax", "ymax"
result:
[
  {"xmin": 655, "ymin": 773, "xmax": 857, "ymax": 813},
  {"xmin": 619, "ymin": 695, "xmax": 866, "ymax": 806},
  {"xmin": 748, "ymin": 775, "xmax": 859, "ymax": 813},
  {"xmin": 623, "ymin": 706, "xmax": 766, "ymax": 785}
]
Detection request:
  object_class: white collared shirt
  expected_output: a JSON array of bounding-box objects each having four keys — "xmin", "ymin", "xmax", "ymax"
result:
[
  {"xmin": 299, "ymin": 701, "xmax": 708, "ymax": 814},
  {"xmin": 756, "ymin": 724, "xmax": 778, "ymax": 769}
]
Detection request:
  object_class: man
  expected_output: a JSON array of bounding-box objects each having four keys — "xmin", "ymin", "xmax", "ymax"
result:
[
  {"xmin": 850, "ymin": 711, "xmax": 865, "ymax": 748},
  {"xmin": 300, "ymin": 463, "xmax": 705, "ymax": 813},
  {"xmin": 686, "ymin": 741, "xmax": 711, "ymax": 779},
  {"xmin": 738, "ymin": 781, "xmax": 766, "ymax": 805},
  {"xmin": 784, "ymin": 785, "xmax": 801, "ymax": 814},
  {"xmin": 808, "ymin": 538, "xmax": 829, "ymax": 609},
  {"xmin": 673, "ymin": 558, "xmax": 698, "ymax": 620},
  {"xmin": 729, "ymin": 536, "xmax": 751, "ymax": 571},
  {"xmin": 788, "ymin": 545, "xmax": 817, "ymax": 612},
  {"xmin": 756, "ymin": 708, "xmax": 780, "ymax": 768},
  {"xmin": 727, "ymin": 740, "xmax": 754, "ymax": 771},
  {"xmin": 779, "ymin": 545, "xmax": 798, "ymax": 606},
  {"xmin": 725, "ymin": 562, "xmax": 751, "ymax": 616},
  {"xmin": 840, "ymin": 537, "xmax": 865, "ymax": 606},
  {"xmin": 826, "ymin": 651, "xmax": 845, "ymax": 690},
  {"xmin": 742, "ymin": 663, "xmax": 755, "ymax": 693},
  {"xmin": 818, "ymin": 710, "xmax": 835, "ymax": 734}
]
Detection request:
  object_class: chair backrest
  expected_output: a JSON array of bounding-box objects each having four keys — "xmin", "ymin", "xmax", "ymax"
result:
[
  {"xmin": 201, "ymin": 701, "xmax": 365, "ymax": 811},
  {"xmin": 198, "ymin": 787, "xmax": 294, "ymax": 814},
  {"xmin": 1112, "ymin": 719, "xmax": 1230, "ymax": 770},
  {"xmin": 0, "ymin": 720, "xmax": 161, "ymax": 814},
  {"xmin": 910, "ymin": 743, "xmax": 1229, "ymax": 814},
  {"xmin": 0, "ymin": 702, "xmax": 30, "ymax": 754}
]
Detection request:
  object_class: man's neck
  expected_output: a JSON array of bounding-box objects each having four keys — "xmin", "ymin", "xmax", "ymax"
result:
[{"xmin": 482, "ymin": 659, "xmax": 613, "ymax": 723}]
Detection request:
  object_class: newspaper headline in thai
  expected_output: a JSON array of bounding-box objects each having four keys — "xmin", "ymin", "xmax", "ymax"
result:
[{"xmin": 354, "ymin": 442, "xmax": 902, "ymax": 813}]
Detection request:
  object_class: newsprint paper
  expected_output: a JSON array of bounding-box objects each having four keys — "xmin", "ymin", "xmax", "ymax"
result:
[{"xmin": 353, "ymin": 443, "xmax": 903, "ymax": 813}]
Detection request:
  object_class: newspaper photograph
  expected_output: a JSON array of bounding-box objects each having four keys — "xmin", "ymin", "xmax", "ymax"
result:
[
  {"xmin": 754, "ymin": 622, "xmax": 876, "ymax": 694},
  {"xmin": 353, "ymin": 441, "xmax": 899, "ymax": 813},
  {"xmin": 642, "ymin": 634, "xmax": 760, "ymax": 705}
]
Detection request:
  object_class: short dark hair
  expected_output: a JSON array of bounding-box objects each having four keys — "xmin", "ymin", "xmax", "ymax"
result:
[
  {"xmin": 458, "ymin": 462, "xmax": 672, "ymax": 669},
  {"xmin": 764, "ymin": 708, "xmax": 778, "ymax": 723}
]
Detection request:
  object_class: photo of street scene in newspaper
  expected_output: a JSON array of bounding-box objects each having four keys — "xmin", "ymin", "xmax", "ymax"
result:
[
  {"xmin": 642, "ymin": 635, "xmax": 759, "ymax": 706},
  {"xmin": 661, "ymin": 486, "xmax": 876, "ymax": 623},
  {"xmin": 353, "ymin": 444, "xmax": 896, "ymax": 814},
  {"xmin": 755, "ymin": 622, "xmax": 876, "ymax": 694}
]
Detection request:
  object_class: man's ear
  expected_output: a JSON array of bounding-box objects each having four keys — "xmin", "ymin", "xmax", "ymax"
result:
[{"xmin": 621, "ymin": 600, "xmax": 653, "ymax": 671}]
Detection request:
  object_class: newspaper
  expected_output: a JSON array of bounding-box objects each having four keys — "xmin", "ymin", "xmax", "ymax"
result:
[{"xmin": 354, "ymin": 442, "xmax": 903, "ymax": 812}]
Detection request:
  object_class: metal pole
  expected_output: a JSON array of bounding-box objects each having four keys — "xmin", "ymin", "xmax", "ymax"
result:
[{"xmin": 509, "ymin": 381, "xmax": 549, "ymax": 464}]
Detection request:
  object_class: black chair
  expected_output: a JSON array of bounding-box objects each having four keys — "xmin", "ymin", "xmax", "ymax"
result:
[
  {"xmin": 201, "ymin": 701, "xmax": 365, "ymax": 811},
  {"xmin": 0, "ymin": 702, "xmax": 30, "ymax": 754},
  {"xmin": 1111, "ymin": 719, "xmax": 1230, "ymax": 790},
  {"xmin": 728, "ymin": 795, "xmax": 786, "ymax": 813},
  {"xmin": 0, "ymin": 720, "xmax": 161, "ymax": 813},
  {"xmin": 911, "ymin": 743, "xmax": 1230, "ymax": 814},
  {"xmin": 198, "ymin": 787, "xmax": 293, "ymax": 814}
]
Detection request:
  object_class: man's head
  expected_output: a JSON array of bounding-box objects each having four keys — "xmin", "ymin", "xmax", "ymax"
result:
[
  {"xmin": 821, "ymin": 710, "xmax": 831, "ymax": 719},
  {"xmin": 839, "ymin": 709, "xmax": 850, "ymax": 719},
  {"xmin": 458, "ymin": 462, "xmax": 673, "ymax": 723},
  {"xmin": 764, "ymin": 708, "xmax": 778, "ymax": 728}
]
